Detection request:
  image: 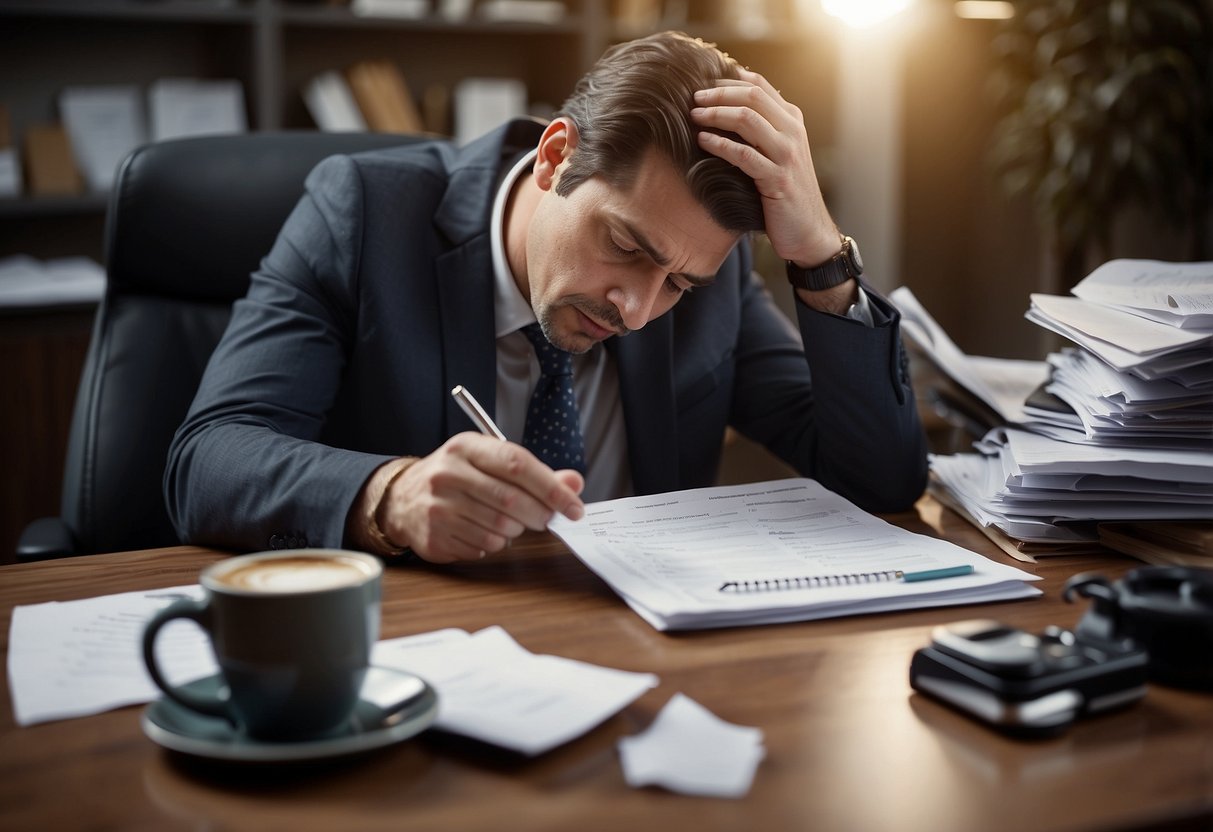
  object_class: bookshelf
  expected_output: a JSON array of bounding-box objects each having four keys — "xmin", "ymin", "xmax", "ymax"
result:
[
  {"xmin": 0, "ymin": 0, "xmax": 833, "ymax": 257},
  {"xmin": 0, "ymin": 0, "xmax": 833, "ymax": 564}
]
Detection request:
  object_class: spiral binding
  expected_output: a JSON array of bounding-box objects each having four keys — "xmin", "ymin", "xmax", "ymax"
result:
[{"xmin": 719, "ymin": 570, "xmax": 905, "ymax": 592}]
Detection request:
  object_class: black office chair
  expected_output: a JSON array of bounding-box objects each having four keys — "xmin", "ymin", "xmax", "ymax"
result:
[{"xmin": 17, "ymin": 131, "xmax": 419, "ymax": 562}]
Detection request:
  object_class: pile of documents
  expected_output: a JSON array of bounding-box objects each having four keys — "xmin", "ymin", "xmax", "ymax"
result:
[
  {"xmin": 918, "ymin": 260, "xmax": 1213, "ymax": 556},
  {"xmin": 550, "ymin": 479, "xmax": 1040, "ymax": 631}
]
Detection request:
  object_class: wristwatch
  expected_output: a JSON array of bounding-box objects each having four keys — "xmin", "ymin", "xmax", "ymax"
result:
[{"xmin": 786, "ymin": 235, "xmax": 863, "ymax": 291}]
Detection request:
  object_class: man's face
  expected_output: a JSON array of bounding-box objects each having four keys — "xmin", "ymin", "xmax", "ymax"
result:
[{"xmin": 518, "ymin": 141, "xmax": 741, "ymax": 355}]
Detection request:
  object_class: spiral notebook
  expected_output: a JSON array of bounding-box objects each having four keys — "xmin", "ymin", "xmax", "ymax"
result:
[{"xmin": 549, "ymin": 479, "xmax": 1041, "ymax": 631}]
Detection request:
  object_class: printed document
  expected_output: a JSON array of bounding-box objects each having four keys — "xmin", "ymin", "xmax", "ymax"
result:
[
  {"xmin": 8, "ymin": 593, "xmax": 653, "ymax": 756},
  {"xmin": 549, "ymin": 479, "xmax": 1040, "ymax": 631}
]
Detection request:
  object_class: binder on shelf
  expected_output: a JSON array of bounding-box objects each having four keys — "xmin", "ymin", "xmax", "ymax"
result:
[
  {"xmin": 453, "ymin": 77, "xmax": 527, "ymax": 145},
  {"xmin": 421, "ymin": 83, "xmax": 451, "ymax": 136},
  {"xmin": 22, "ymin": 123, "xmax": 84, "ymax": 197},
  {"xmin": 0, "ymin": 105, "xmax": 21, "ymax": 197},
  {"xmin": 346, "ymin": 60, "xmax": 425, "ymax": 134},
  {"xmin": 304, "ymin": 71, "xmax": 368, "ymax": 132},
  {"xmin": 59, "ymin": 85, "xmax": 147, "ymax": 192},
  {"xmin": 477, "ymin": 0, "xmax": 567, "ymax": 23},
  {"xmin": 148, "ymin": 78, "xmax": 247, "ymax": 142},
  {"xmin": 351, "ymin": 0, "xmax": 430, "ymax": 18}
]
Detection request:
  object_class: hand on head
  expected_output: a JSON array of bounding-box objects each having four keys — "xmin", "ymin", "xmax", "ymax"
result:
[
  {"xmin": 377, "ymin": 433, "xmax": 585, "ymax": 563},
  {"xmin": 690, "ymin": 68, "xmax": 840, "ymax": 269}
]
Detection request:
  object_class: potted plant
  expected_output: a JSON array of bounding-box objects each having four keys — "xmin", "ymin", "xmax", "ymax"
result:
[{"xmin": 989, "ymin": 0, "xmax": 1213, "ymax": 290}]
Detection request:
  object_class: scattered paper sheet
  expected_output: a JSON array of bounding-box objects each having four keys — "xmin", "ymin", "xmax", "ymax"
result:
[
  {"xmin": 7, "ymin": 586, "xmax": 215, "ymax": 726},
  {"xmin": 372, "ymin": 626, "xmax": 658, "ymax": 755},
  {"xmin": 891, "ymin": 286, "xmax": 1049, "ymax": 424},
  {"xmin": 7, "ymin": 594, "xmax": 656, "ymax": 757},
  {"xmin": 618, "ymin": 693, "xmax": 764, "ymax": 799}
]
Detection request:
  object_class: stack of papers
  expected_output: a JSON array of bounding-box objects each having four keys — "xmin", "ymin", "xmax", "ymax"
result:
[
  {"xmin": 928, "ymin": 260, "xmax": 1213, "ymax": 551},
  {"xmin": 549, "ymin": 479, "xmax": 1040, "ymax": 631},
  {"xmin": 0, "ymin": 254, "xmax": 104, "ymax": 308},
  {"xmin": 931, "ymin": 428, "xmax": 1213, "ymax": 544}
]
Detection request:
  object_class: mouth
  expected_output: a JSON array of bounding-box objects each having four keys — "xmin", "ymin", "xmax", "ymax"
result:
[{"xmin": 575, "ymin": 308, "xmax": 626, "ymax": 341}]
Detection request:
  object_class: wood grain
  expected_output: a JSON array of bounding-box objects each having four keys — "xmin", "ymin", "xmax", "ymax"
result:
[{"xmin": 0, "ymin": 497, "xmax": 1209, "ymax": 832}]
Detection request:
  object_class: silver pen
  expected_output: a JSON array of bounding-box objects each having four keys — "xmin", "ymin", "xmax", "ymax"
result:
[{"xmin": 451, "ymin": 385, "xmax": 507, "ymax": 441}]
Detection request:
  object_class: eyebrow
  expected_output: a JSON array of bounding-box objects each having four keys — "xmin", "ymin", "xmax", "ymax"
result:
[{"xmin": 619, "ymin": 219, "xmax": 718, "ymax": 287}]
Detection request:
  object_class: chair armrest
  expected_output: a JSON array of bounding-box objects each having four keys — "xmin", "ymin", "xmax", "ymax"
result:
[{"xmin": 16, "ymin": 517, "xmax": 80, "ymax": 562}]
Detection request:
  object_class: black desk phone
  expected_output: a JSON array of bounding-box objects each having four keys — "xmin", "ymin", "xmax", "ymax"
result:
[{"xmin": 909, "ymin": 619, "xmax": 1148, "ymax": 736}]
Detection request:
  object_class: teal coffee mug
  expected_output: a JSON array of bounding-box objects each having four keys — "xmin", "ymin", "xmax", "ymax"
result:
[{"xmin": 142, "ymin": 549, "xmax": 383, "ymax": 741}]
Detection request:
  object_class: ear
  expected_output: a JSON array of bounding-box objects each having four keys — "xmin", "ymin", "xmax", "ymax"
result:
[{"xmin": 533, "ymin": 117, "xmax": 579, "ymax": 192}]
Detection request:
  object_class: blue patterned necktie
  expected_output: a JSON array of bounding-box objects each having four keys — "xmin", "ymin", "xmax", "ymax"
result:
[{"xmin": 520, "ymin": 323, "xmax": 586, "ymax": 474}]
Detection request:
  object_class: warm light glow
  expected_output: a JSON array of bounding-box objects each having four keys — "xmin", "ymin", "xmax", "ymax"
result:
[
  {"xmin": 821, "ymin": 0, "xmax": 914, "ymax": 28},
  {"xmin": 953, "ymin": 1, "xmax": 1014, "ymax": 19}
]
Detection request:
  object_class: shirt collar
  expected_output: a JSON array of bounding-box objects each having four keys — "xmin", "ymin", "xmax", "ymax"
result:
[{"xmin": 491, "ymin": 149, "xmax": 539, "ymax": 339}]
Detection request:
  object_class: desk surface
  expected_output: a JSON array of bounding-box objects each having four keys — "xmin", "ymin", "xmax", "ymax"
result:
[{"xmin": 0, "ymin": 496, "xmax": 1209, "ymax": 832}]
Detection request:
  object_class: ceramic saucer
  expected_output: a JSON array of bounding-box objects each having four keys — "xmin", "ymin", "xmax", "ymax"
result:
[{"xmin": 141, "ymin": 666, "xmax": 438, "ymax": 763}]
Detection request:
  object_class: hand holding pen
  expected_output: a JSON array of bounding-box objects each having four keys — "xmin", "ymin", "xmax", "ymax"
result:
[{"xmin": 367, "ymin": 385, "xmax": 585, "ymax": 564}]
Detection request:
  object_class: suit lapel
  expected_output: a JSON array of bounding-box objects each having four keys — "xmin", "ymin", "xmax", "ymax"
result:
[
  {"xmin": 437, "ymin": 237, "xmax": 497, "ymax": 434},
  {"xmin": 431, "ymin": 120, "xmax": 545, "ymax": 436},
  {"xmin": 611, "ymin": 315, "xmax": 680, "ymax": 494}
]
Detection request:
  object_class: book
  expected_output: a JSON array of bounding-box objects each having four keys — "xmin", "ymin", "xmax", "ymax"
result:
[
  {"xmin": 0, "ymin": 105, "xmax": 21, "ymax": 197},
  {"xmin": 148, "ymin": 78, "xmax": 247, "ymax": 142},
  {"xmin": 549, "ymin": 478, "xmax": 1041, "ymax": 631},
  {"xmin": 346, "ymin": 60, "xmax": 424, "ymax": 134},
  {"xmin": 22, "ymin": 123, "xmax": 84, "ymax": 196},
  {"xmin": 59, "ymin": 85, "xmax": 147, "ymax": 192},
  {"xmin": 304, "ymin": 71, "xmax": 369, "ymax": 132}
]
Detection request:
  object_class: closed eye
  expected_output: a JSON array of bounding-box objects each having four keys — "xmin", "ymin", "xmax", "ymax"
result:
[
  {"xmin": 607, "ymin": 232, "xmax": 639, "ymax": 258},
  {"xmin": 664, "ymin": 275, "xmax": 693, "ymax": 295}
]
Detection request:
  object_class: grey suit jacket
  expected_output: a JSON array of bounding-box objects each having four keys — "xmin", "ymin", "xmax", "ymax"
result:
[{"xmin": 166, "ymin": 119, "xmax": 928, "ymax": 552}]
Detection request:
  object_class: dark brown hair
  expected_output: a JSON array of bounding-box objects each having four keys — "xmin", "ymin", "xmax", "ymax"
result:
[{"xmin": 554, "ymin": 31, "xmax": 764, "ymax": 233}]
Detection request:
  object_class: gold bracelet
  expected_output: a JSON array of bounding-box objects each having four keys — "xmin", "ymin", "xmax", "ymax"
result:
[{"xmin": 367, "ymin": 457, "xmax": 419, "ymax": 556}]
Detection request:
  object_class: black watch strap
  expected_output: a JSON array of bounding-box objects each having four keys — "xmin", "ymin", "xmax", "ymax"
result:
[{"xmin": 787, "ymin": 235, "xmax": 863, "ymax": 291}]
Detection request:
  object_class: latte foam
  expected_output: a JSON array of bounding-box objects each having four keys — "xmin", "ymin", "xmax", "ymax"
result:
[{"xmin": 214, "ymin": 555, "xmax": 374, "ymax": 593}]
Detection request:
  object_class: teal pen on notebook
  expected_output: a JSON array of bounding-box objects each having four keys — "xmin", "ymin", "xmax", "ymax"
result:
[{"xmin": 719, "ymin": 565, "xmax": 974, "ymax": 593}]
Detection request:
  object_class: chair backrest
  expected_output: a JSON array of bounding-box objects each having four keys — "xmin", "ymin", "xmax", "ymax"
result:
[{"xmin": 61, "ymin": 131, "xmax": 417, "ymax": 555}]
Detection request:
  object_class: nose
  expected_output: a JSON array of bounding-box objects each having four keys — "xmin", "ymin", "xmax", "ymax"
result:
[{"xmin": 607, "ymin": 270, "xmax": 666, "ymax": 332}]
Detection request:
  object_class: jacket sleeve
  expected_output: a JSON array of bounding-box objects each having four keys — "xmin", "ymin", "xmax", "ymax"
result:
[
  {"xmin": 164, "ymin": 154, "xmax": 392, "ymax": 552},
  {"xmin": 729, "ymin": 267, "xmax": 929, "ymax": 513}
]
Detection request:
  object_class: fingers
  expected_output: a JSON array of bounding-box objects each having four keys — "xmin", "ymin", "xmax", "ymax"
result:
[
  {"xmin": 380, "ymin": 433, "xmax": 586, "ymax": 564},
  {"xmin": 692, "ymin": 83, "xmax": 806, "ymax": 170}
]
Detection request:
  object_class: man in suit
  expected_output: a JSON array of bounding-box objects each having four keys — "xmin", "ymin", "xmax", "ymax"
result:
[{"xmin": 166, "ymin": 32, "xmax": 928, "ymax": 563}]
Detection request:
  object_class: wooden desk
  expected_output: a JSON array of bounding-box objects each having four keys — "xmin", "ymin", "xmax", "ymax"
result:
[{"xmin": 0, "ymin": 497, "xmax": 1209, "ymax": 831}]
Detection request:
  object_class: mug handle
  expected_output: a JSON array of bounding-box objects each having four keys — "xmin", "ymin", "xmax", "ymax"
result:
[{"xmin": 142, "ymin": 598, "xmax": 234, "ymax": 726}]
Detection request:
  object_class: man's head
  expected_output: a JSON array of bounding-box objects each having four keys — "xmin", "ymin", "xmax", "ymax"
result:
[
  {"xmin": 553, "ymin": 31, "xmax": 763, "ymax": 233},
  {"xmin": 507, "ymin": 32, "xmax": 764, "ymax": 354}
]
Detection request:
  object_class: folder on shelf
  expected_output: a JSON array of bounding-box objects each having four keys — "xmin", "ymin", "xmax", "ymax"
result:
[
  {"xmin": 23, "ymin": 123, "xmax": 84, "ymax": 197},
  {"xmin": 304, "ymin": 71, "xmax": 369, "ymax": 132},
  {"xmin": 346, "ymin": 60, "xmax": 425, "ymax": 134},
  {"xmin": 453, "ymin": 77, "xmax": 527, "ymax": 145},
  {"xmin": 59, "ymin": 85, "xmax": 148, "ymax": 192},
  {"xmin": 148, "ymin": 78, "xmax": 247, "ymax": 142}
]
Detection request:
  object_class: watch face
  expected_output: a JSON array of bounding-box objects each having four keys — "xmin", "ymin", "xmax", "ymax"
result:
[{"xmin": 844, "ymin": 236, "xmax": 863, "ymax": 276}]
